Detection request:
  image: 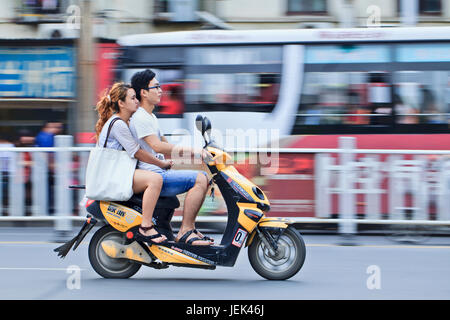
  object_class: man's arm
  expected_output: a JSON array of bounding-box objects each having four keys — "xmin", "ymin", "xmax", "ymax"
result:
[
  {"xmin": 143, "ymin": 134, "xmax": 175, "ymax": 156},
  {"xmin": 134, "ymin": 148, "xmax": 172, "ymax": 169},
  {"xmin": 143, "ymin": 134, "xmax": 202, "ymax": 159}
]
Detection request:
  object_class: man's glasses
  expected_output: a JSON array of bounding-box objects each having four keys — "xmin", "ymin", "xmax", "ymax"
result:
[{"xmin": 147, "ymin": 84, "xmax": 161, "ymax": 90}]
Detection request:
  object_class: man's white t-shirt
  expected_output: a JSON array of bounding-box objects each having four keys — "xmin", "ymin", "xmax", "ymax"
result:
[{"xmin": 129, "ymin": 107, "xmax": 165, "ymax": 172}]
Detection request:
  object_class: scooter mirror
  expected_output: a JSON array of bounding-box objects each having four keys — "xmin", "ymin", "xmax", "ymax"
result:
[
  {"xmin": 202, "ymin": 117, "xmax": 212, "ymax": 143},
  {"xmin": 195, "ymin": 115, "xmax": 204, "ymax": 133}
]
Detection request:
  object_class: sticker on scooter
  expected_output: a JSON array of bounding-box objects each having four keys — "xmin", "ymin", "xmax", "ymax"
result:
[{"xmin": 232, "ymin": 228, "xmax": 248, "ymax": 248}]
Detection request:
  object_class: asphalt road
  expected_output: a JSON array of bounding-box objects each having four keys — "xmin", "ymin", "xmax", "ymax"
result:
[{"xmin": 1, "ymin": 227, "xmax": 450, "ymax": 300}]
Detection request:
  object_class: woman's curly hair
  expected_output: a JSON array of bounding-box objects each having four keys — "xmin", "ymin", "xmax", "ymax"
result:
[{"xmin": 95, "ymin": 82, "xmax": 131, "ymax": 139}]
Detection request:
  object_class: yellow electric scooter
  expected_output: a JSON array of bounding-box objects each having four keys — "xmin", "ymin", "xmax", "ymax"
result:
[{"xmin": 55, "ymin": 116, "xmax": 306, "ymax": 280}]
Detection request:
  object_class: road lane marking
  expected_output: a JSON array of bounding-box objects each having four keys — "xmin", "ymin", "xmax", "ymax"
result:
[
  {"xmin": 0, "ymin": 267, "xmax": 86, "ymax": 271},
  {"xmin": 355, "ymin": 244, "xmax": 450, "ymax": 249},
  {"xmin": 307, "ymin": 244, "xmax": 450, "ymax": 249},
  {"xmin": 0, "ymin": 241, "xmax": 55, "ymax": 245},
  {"xmin": 0, "ymin": 241, "xmax": 88, "ymax": 245}
]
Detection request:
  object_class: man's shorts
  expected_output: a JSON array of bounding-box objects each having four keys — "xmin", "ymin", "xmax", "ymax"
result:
[{"xmin": 156, "ymin": 169, "xmax": 208, "ymax": 197}]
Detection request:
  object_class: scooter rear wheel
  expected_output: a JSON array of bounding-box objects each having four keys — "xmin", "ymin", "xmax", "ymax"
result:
[
  {"xmin": 88, "ymin": 225, "xmax": 142, "ymax": 279},
  {"xmin": 248, "ymin": 226, "xmax": 306, "ymax": 280}
]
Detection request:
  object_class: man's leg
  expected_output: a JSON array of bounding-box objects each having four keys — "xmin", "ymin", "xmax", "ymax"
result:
[
  {"xmin": 177, "ymin": 172, "xmax": 209, "ymax": 240},
  {"xmin": 160, "ymin": 170, "xmax": 212, "ymax": 245}
]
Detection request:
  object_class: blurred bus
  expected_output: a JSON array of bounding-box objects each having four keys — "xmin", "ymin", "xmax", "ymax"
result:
[{"xmin": 117, "ymin": 27, "xmax": 450, "ymax": 147}]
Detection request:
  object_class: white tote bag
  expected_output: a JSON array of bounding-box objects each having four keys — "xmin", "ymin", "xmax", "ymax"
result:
[{"xmin": 85, "ymin": 118, "xmax": 137, "ymax": 201}]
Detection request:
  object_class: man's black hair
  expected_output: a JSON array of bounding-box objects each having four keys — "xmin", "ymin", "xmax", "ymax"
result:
[{"xmin": 131, "ymin": 69, "xmax": 156, "ymax": 102}]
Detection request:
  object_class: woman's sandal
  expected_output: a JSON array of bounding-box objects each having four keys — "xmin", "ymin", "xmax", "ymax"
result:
[
  {"xmin": 135, "ymin": 225, "xmax": 167, "ymax": 245},
  {"xmin": 176, "ymin": 229, "xmax": 213, "ymax": 246}
]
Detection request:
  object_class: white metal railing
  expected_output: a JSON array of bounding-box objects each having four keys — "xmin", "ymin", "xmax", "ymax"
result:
[
  {"xmin": 0, "ymin": 136, "xmax": 91, "ymax": 235},
  {"xmin": 1, "ymin": 136, "xmax": 450, "ymax": 237},
  {"xmin": 313, "ymin": 138, "xmax": 450, "ymax": 237}
]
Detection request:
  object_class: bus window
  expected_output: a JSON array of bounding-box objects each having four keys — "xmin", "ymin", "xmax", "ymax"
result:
[
  {"xmin": 185, "ymin": 46, "xmax": 282, "ymax": 113},
  {"xmin": 393, "ymin": 43, "xmax": 450, "ymax": 127},
  {"xmin": 297, "ymin": 71, "xmax": 378, "ymax": 126},
  {"xmin": 293, "ymin": 44, "xmax": 394, "ymax": 134},
  {"xmin": 394, "ymin": 71, "xmax": 450, "ymax": 125},
  {"xmin": 294, "ymin": 42, "xmax": 450, "ymax": 133},
  {"xmin": 186, "ymin": 72, "xmax": 280, "ymax": 111}
]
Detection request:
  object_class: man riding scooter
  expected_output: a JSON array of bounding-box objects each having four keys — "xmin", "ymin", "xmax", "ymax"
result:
[{"xmin": 129, "ymin": 69, "xmax": 213, "ymax": 246}]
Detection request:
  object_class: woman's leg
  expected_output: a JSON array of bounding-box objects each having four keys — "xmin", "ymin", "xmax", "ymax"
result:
[{"xmin": 132, "ymin": 169, "xmax": 165, "ymax": 242}]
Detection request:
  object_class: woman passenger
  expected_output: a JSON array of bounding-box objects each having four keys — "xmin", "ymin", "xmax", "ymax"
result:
[{"xmin": 95, "ymin": 82, "xmax": 173, "ymax": 244}]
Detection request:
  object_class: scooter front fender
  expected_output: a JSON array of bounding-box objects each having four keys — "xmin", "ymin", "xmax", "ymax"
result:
[{"xmin": 245, "ymin": 217, "xmax": 294, "ymax": 247}]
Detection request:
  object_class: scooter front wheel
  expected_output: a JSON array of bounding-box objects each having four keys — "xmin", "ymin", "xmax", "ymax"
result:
[
  {"xmin": 248, "ymin": 226, "xmax": 306, "ymax": 280},
  {"xmin": 88, "ymin": 225, "xmax": 142, "ymax": 279}
]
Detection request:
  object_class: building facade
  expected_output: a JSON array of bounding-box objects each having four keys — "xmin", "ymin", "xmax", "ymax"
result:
[{"xmin": 1, "ymin": 0, "xmax": 449, "ymax": 40}]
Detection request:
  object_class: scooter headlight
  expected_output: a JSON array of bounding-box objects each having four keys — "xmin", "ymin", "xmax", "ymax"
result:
[{"xmin": 252, "ymin": 186, "xmax": 265, "ymax": 200}]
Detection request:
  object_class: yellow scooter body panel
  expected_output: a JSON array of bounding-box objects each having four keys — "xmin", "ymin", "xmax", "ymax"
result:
[
  {"xmin": 207, "ymin": 147, "xmax": 270, "ymax": 208},
  {"xmin": 259, "ymin": 217, "xmax": 294, "ymax": 228},
  {"xmin": 148, "ymin": 245, "xmax": 212, "ymax": 266},
  {"xmin": 99, "ymin": 201, "xmax": 142, "ymax": 232},
  {"xmin": 237, "ymin": 202, "xmax": 265, "ymax": 233}
]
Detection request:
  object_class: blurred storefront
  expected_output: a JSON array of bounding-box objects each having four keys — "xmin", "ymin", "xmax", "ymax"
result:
[
  {"xmin": 0, "ymin": 38, "xmax": 118, "ymax": 141},
  {"xmin": 0, "ymin": 39, "xmax": 76, "ymax": 138}
]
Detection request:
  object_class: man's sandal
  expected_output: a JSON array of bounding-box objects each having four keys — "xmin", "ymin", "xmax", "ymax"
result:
[
  {"xmin": 193, "ymin": 229, "xmax": 214, "ymax": 243},
  {"xmin": 135, "ymin": 225, "xmax": 167, "ymax": 245},
  {"xmin": 176, "ymin": 229, "xmax": 213, "ymax": 246}
]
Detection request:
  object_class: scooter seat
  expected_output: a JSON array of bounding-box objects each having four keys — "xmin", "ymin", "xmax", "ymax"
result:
[{"xmin": 128, "ymin": 193, "xmax": 180, "ymax": 210}]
